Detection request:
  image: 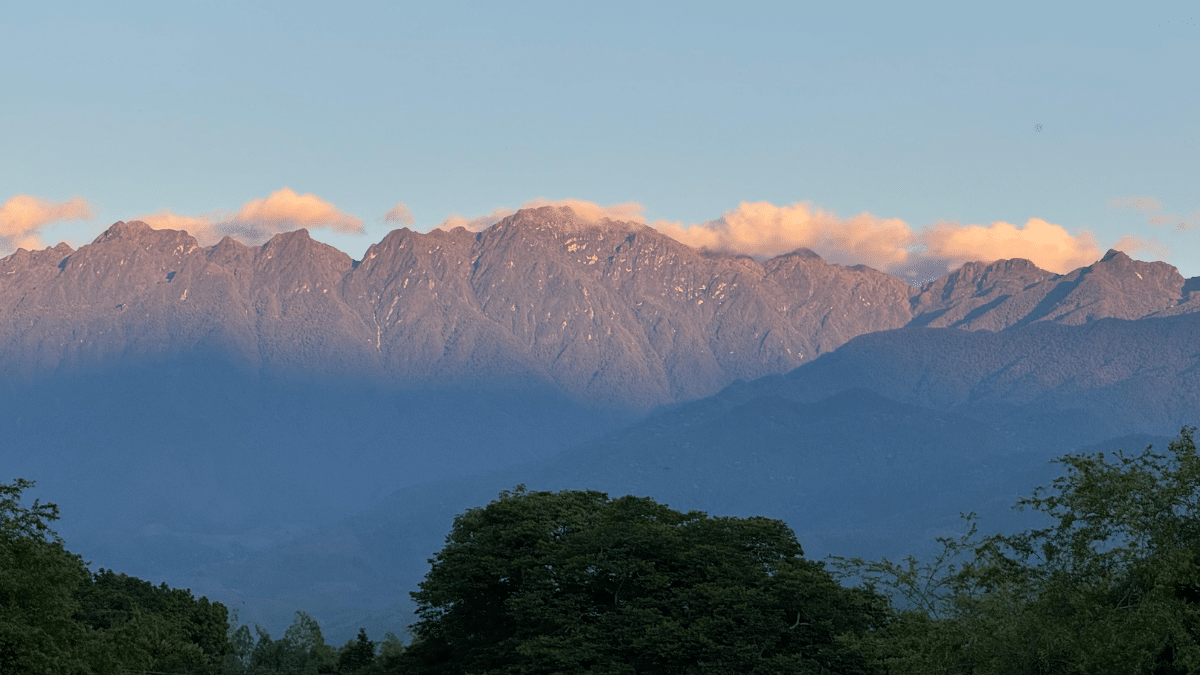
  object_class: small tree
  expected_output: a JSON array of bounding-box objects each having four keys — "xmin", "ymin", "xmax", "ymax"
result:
[
  {"xmin": 247, "ymin": 611, "xmax": 337, "ymax": 674},
  {"xmin": 337, "ymin": 628, "xmax": 376, "ymax": 673},
  {"xmin": 403, "ymin": 486, "xmax": 886, "ymax": 674}
]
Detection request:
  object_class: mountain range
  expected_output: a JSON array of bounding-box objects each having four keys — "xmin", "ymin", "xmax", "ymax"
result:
[
  {"xmin": 2, "ymin": 204, "xmax": 1198, "ymax": 642},
  {"xmin": 4, "ymin": 206, "xmax": 1197, "ymax": 409}
]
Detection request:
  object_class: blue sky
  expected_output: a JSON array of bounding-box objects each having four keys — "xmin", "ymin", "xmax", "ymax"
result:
[{"xmin": 3, "ymin": 1, "xmax": 1197, "ymax": 278}]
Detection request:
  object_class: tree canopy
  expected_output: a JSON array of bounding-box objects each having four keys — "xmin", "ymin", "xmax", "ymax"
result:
[{"xmin": 402, "ymin": 486, "xmax": 886, "ymax": 674}]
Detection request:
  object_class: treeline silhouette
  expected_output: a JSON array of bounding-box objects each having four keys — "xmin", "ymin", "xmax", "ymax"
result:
[{"xmin": 4, "ymin": 427, "xmax": 1200, "ymax": 673}]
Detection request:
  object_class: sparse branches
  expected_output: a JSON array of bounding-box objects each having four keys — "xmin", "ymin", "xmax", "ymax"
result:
[{"xmin": 0, "ymin": 477, "xmax": 63, "ymax": 544}]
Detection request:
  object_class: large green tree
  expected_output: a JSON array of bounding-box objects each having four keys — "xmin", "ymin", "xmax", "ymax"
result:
[
  {"xmin": 402, "ymin": 486, "xmax": 886, "ymax": 675},
  {"xmin": 836, "ymin": 426, "xmax": 1200, "ymax": 674},
  {"xmin": 0, "ymin": 478, "xmax": 94, "ymax": 674}
]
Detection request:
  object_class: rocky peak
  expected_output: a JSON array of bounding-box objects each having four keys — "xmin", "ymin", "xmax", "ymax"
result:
[
  {"xmin": 258, "ymin": 229, "xmax": 354, "ymax": 274},
  {"xmin": 1089, "ymin": 248, "xmax": 1182, "ymax": 284},
  {"xmin": 498, "ymin": 206, "xmax": 648, "ymax": 239},
  {"xmin": 91, "ymin": 220, "xmax": 199, "ymax": 250},
  {"xmin": 1099, "ymin": 248, "xmax": 1128, "ymax": 264},
  {"xmin": 779, "ymin": 247, "xmax": 824, "ymax": 261},
  {"xmin": 206, "ymin": 235, "xmax": 252, "ymax": 263},
  {"xmin": 92, "ymin": 220, "xmax": 145, "ymax": 241}
]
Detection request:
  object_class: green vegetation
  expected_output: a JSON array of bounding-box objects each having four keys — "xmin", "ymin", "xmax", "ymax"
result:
[
  {"xmin": 399, "ymin": 486, "xmax": 885, "ymax": 674},
  {"xmin": 833, "ymin": 425, "xmax": 1200, "ymax": 673},
  {"xmin": 5, "ymin": 426, "xmax": 1200, "ymax": 673},
  {"xmin": 0, "ymin": 477, "xmax": 399, "ymax": 674}
]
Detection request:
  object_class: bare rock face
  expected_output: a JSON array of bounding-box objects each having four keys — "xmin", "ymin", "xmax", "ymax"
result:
[{"xmin": 1, "ymin": 208, "xmax": 1197, "ymax": 410}]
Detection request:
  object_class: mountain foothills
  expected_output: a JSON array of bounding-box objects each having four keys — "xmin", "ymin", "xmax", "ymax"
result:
[
  {"xmin": 2, "ymin": 205, "xmax": 1197, "ymax": 409},
  {"xmin": 3, "ymin": 204, "xmax": 1200, "ymax": 644}
]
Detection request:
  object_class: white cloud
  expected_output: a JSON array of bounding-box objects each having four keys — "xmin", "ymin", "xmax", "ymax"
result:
[
  {"xmin": 437, "ymin": 207, "xmax": 516, "ymax": 232},
  {"xmin": 136, "ymin": 188, "xmax": 364, "ymax": 246},
  {"xmin": 649, "ymin": 202, "xmax": 1127, "ymax": 275},
  {"xmin": 383, "ymin": 203, "xmax": 415, "ymax": 226},
  {"xmin": 0, "ymin": 194, "xmax": 95, "ymax": 253},
  {"xmin": 920, "ymin": 218, "xmax": 1103, "ymax": 274},
  {"xmin": 653, "ymin": 201, "xmax": 915, "ymax": 270},
  {"xmin": 435, "ymin": 199, "xmax": 647, "ymax": 233},
  {"xmin": 520, "ymin": 198, "xmax": 646, "ymax": 224}
]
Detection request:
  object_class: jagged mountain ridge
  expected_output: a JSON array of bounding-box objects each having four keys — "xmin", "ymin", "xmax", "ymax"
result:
[{"xmin": 2, "ymin": 205, "xmax": 1197, "ymax": 409}]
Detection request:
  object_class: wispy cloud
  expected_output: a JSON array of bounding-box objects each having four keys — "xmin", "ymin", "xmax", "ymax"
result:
[
  {"xmin": 521, "ymin": 198, "xmax": 646, "ymax": 224},
  {"xmin": 1108, "ymin": 194, "xmax": 1197, "ymax": 234},
  {"xmin": 1112, "ymin": 235, "xmax": 1171, "ymax": 260},
  {"xmin": 1178, "ymin": 209, "xmax": 1200, "ymax": 232},
  {"xmin": 0, "ymin": 194, "xmax": 96, "ymax": 253},
  {"xmin": 1107, "ymin": 196, "xmax": 1163, "ymax": 212},
  {"xmin": 136, "ymin": 188, "xmax": 364, "ymax": 245},
  {"xmin": 435, "ymin": 198, "xmax": 647, "ymax": 232},
  {"xmin": 383, "ymin": 203, "xmax": 415, "ymax": 226},
  {"xmin": 652, "ymin": 201, "xmax": 914, "ymax": 271},
  {"xmin": 132, "ymin": 211, "xmax": 219, "ymax": 242},
  {"xmin": 437, "ymin": 207, "xmax": 517, "ymax": 232}
]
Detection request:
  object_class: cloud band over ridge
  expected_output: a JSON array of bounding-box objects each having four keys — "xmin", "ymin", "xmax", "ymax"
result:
[
  {"xmin": 653, "ymin": 201, "xmax": 1116, "ymax": 277},
  {"xmin": 427, "ymin": 198, "xmax": 1167, "ymax": 278},
  {"xmin": 13, "ymin": 191, "xmax": 1172, "ymax": 281},
  {"xmin": 434, "ymin": 199, "xmax": 647, "ymax": 232}
]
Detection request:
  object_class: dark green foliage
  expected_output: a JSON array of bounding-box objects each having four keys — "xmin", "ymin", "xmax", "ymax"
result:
[
  {"xmin": 835, "ymin": 426, "xmax": 1200, "ymax": 674},
  {"xmin": 0, "ymin": 478, "xmax": 92, "ymax": 674},
  {"xmin": 373, "ymin": 632, "xmax": 406, "ymax": 672},
  {"xmin": 402, "ymin": 486, "xmax": 886, "ymax": 674},
  {"xmin": 2, "ymin": 477, "xmax": 233, "ymax": 674},
  {"xmin": 218, "ymin": 611, "xmax": 340, "ymax": 674},
  {"xmin": 76, "ymin": 567, "xmax": 230, "ymax": 671},
  {"xmin": 338, "ymin": 628, "xmax": 376, "ymax": 673}
]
